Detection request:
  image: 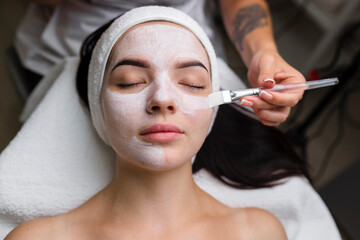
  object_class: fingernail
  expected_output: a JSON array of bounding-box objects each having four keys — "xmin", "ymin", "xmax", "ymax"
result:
[
  {"xmin": 240, "ymin": 99, "xmax": 253, "ymax": 107},
  {"xmin": 264, "ymin": 79, "xmax": 275, "ymax": 88},
  {"xmin": 264, "ymin": 78, "xmax": 275, "ymax": 84},
  {"xmin": 259, "ymin": 90, "xmax": 273, "ymax": 100}
]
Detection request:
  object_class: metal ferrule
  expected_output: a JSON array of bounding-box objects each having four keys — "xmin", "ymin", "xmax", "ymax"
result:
[{"xmin": 230, "ymin": 88, "xmax": 260, "ymax": 101}]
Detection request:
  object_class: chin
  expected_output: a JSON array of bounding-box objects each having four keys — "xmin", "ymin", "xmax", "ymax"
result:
[
  {"xmin": 111, "ymin": 135, "xmax": 203, "ymax": 172},
  {"xmin": 128, "ymin": 149, "xmax": 195, "ymax": 172},
  {"xmin": 159, "ymin": 146, "xmax": 198, "ymax": 169}
]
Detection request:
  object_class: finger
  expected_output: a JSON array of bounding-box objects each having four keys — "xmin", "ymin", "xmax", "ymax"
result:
[
  {"xmin": 240, "ymin": 96, "xmax": 275, "ymax": 110},
  {"xmin": 258, "ymin": 55, "xmax": 276, "ymax": 88},
  {"xmin": 242, "ymin": 90, "xmax": 303, "ymax": 109},
  {"xmin": 274, "ymin": 71, "xmax": 306, "ymax": 84},
  {"xmin": 263, "ymin": 78, "xmax": 275, "ymax": 89},
  {"xmin": 255, "ymin": 107, "xmax": 291, "ymax": 124},
  {"xmin": 259, "ymin": 90, "xmax": 304, "ymax": 107},
  {"xmin": 259, "ymin": 119, "xmax": 281, "ymax": 127},
  {"xmin": 238, "ymin": 99, "xmax": 253, "ymax": 107}
]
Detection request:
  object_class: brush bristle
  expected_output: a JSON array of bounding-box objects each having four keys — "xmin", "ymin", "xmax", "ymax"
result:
[{"xmin": 208, "ymin": 90, "xmax": 232, "ymax": 108}]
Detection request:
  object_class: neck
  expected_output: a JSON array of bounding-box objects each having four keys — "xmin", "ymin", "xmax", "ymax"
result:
[{"xmin": 102, "ymin": 156, "xmax": 204, "ymax": 232}]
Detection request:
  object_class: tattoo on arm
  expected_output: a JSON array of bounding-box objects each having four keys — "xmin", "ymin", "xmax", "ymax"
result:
[{"xmin": 232, "ymin": 4, "xmax": 268, "ymax": 52}]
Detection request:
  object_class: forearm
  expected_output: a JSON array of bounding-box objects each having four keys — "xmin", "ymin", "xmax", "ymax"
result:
[{"xmin": 219, "ymin": 0, "xmax": 277, "ymax": 67}]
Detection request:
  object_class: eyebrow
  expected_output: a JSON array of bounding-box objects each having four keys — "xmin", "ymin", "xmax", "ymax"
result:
[
  {"xmin": 111, "ymin": 59, "xmax": 150, "ymax": 72},
  {"xmin": 177, "ymin": 61, "xmax": 209, "ymax": 72}
]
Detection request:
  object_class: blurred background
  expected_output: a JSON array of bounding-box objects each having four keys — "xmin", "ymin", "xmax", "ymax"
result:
[{"xmin": 1, "ymin": 0, "xmax": 360, "ymax": 239}]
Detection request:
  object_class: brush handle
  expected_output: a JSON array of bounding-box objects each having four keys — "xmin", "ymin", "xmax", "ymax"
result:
[
  {"xmin": 226, "ymin": 78, "xmax": 339, "ymax": 104},
  {"xmin": 261, "ymin": 78, "xmax": 339, "ymax": 93}
]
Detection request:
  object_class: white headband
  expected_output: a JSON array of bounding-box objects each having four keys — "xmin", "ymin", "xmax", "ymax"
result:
[{"xmin": 88, "ymin": 6, "xmax": 219, "ymax": 143}]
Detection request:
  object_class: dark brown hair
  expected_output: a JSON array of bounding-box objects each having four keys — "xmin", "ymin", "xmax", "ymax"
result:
[
  {"xmin": 193, "ymin": 104, "xmax": 310, "ymax": 188},
  {"xmin": 76, "ymin": 19, "xmax": 310, "ymax": 189}
]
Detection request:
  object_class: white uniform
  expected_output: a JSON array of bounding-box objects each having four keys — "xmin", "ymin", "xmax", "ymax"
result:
[{"xmin": 15, "ymin": 0, "xmax": 224, "ymax": 76}]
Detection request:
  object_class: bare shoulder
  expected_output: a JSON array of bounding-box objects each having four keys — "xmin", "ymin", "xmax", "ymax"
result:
[
  {"xmin": 5, "ymin": 217, "xmax": 62, "ymax": 240},
  {"xmin": 232, "ymin": 207, "xmax": 288, "ymax": 240}
]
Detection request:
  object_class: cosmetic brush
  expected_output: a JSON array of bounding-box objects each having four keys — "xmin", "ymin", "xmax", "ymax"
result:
[{"xmin": 208, "ymin": 78, "xmax": 339, "ymax": 108}]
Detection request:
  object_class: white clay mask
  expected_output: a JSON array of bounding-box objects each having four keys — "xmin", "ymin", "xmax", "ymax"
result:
[{"xmin": 101, "ymin": 22, "xmax": 213, "ymax": 169}]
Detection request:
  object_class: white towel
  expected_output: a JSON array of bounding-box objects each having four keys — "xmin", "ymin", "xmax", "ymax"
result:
[{"xmin": 0, "ymin": 57, "xmax": 340, "ymax": 239}]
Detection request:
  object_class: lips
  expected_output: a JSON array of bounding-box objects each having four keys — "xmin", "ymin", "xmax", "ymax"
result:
[{"xmin": 140, "ymin": 123, "xmax": 183, "ymax": 142}]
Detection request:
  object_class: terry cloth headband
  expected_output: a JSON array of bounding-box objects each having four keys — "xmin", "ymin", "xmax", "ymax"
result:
[{"xmin": 88, "ymin": 6, "xmax": 219, "ymax": 143}]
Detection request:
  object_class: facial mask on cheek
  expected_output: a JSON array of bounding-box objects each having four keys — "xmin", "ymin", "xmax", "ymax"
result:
[
  {"xmin": 102, "ymin": 89, "xmax": 166, "ymax": 168},
  {"xmin": 179, "ymin": 94, "xmax": 209, "ymax": 113}
]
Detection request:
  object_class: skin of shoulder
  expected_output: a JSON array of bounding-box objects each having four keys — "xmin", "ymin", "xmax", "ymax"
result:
[
  {"xmin": 232, "ymin": 207, "xmax": 288, "ymax": 240},
  {"xmin": 5, "ymin": 217, "xmax": 61, "ymax": 240}
]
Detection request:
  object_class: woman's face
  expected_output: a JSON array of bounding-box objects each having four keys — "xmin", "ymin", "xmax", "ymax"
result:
[{"xmin": 101, "ymin": 22, "xmax": 213, "ymax": 170}]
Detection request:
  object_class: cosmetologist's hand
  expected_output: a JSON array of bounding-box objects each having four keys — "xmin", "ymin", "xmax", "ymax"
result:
[{"xmin": 240, "ymin": 49, "xmax": 305, "ymax": 126}]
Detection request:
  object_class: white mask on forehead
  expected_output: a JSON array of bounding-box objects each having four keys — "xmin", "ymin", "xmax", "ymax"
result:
[
  {"xmin": 105, "ymin": 23, "xmax": 210, "ymax": 112},
  {"xmin": 101, "ymin": 23, "xmax": 213, "ymax": 168}
]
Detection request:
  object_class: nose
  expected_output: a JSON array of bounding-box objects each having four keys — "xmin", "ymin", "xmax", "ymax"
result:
[{"xmin": 146, "ymin": 87, "xmax": 178, "ymax": 114}]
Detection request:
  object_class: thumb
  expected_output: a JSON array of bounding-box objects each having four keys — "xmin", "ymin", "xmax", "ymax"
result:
[{"xmin": 258, "ymin": 56, "xmax": 276, "ymax": 88}]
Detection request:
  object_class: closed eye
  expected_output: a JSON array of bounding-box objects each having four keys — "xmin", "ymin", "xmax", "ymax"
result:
[
  {"xmin": 116, "ymin": 82, "xmax": 145, "ymax": 88},
  {"xmin": 180, "ymin": 83, "xmax": 206, "ymax": 89}
]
